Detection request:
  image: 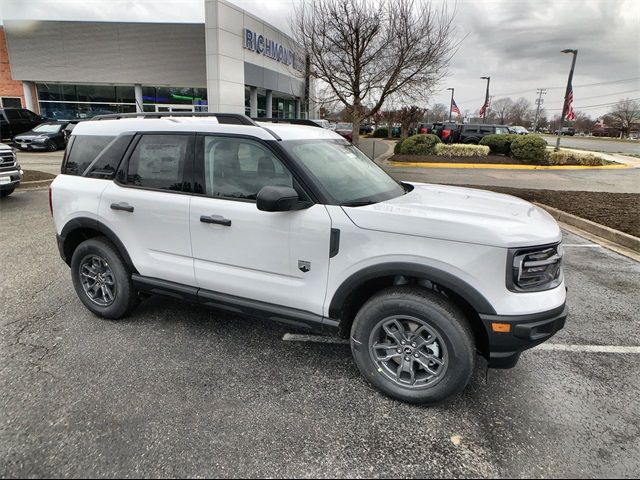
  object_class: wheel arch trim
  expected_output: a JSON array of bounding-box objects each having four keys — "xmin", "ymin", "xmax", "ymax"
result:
[
  {"xmin": 328, "ymin": 262, "xmax": 497, "ymax": 318},
  {"xmin": 60, "ymin": 217, "xmax": 137, "ymax": 273}
]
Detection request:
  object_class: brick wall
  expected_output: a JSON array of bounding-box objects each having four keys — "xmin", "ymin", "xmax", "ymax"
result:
[{"xmin": 0, "ymin": 26, "xmax": 26, "ymax": 106}]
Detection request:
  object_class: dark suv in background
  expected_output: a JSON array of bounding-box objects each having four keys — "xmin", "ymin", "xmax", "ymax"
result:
[
  {"xmin": 0, "ymin": 108, "xmax": 47, "ymax": 140},
  {"xmin": 453, "ymin": 124, "xmax": 511, "ymax": 144}
]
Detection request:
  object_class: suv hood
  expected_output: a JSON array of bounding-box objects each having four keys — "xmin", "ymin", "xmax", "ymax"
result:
[{"xmin": 342, "ymin": 183, "xmax": 562, "ymax": 248}]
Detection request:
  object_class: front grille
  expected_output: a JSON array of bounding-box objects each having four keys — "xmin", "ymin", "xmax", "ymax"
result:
[
  {"xmin": 16, "ymin": 139, "xmax": 32, "ymax": 144},
  {"xmin": 0, "ymin": 151, "xmax": 17, "ymax": 169}
]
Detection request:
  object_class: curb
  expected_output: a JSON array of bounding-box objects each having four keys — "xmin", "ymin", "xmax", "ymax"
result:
[
  {"xmin": 387, "ymin": 161, "xmax": 630, "ymax": 170},
  {"xmin": 17, "ymin": 179, "xmax": 54, "ymax": 189},
  {"xmin": 534, "ymin": 203, "xmax": 640, "ymax": 254}
]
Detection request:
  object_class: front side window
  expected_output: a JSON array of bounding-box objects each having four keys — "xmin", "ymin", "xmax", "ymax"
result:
[
  {"xmin": 283, "ymin": 140, "xmax": 405, "ymax": 205},
  {"xmin": 126, "ymin": 134, "xmax": 191, "ymax": 191},
  {"xmin": 495, "ymin": 126, "xmax": 510, "ymax": 134},
  {"xmin": 201, "ymin": 137, "xmax": 293, "ymax": 200}
]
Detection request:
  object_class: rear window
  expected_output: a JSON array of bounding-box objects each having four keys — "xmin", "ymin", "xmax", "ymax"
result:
[
  {"xmin": 63, "ymin": 135, "xmax": 114, "ymax": 175},
  {"xmin": 86, "ymin": 134, "xmax": 133, "ymax": 179}
]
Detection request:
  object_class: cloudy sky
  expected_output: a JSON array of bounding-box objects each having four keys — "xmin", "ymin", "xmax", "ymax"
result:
[{"xmin": 2, "ymin": 0, "xmax": 639, "ymax": 118}]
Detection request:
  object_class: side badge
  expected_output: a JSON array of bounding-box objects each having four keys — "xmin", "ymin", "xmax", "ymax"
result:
[{"xmin": 298, "ymin": 260, "xmax": 311, "ymax": 273}]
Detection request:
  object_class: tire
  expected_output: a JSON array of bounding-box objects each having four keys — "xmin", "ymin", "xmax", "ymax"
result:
[
  {"xmin": 46, "ymin": 140, "xmax": 58, "ymax": 152},
  {"xmin": 464, "ymin": 137, "xmax": 480, "ymax": 145},
  {"xmin": 70, "ymin": 237, "xmax": 139, "ymax": 319},
  {"xmin": 350, "ymin": 286, "xmax": 475, "ymax": 405},
  {"xmin": 0, "ymin": 188, "xmax": 15, "ymax": 198}
]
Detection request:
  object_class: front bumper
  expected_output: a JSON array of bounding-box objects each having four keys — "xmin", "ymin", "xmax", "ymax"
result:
[
  {"xmin": 14, "ymin": 140, "xmax": 48, "ymax": 150},
  {"xmin": 0, "ymin": 168, "xmax": 23, "ymax": 190},
  {"xmin": 480, "ymin": 303, "xmax": 568, "ymax": 369}
]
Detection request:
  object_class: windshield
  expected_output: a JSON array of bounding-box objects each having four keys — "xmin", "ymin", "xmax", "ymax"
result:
[
  {"xmin": 33, "ymin": 123, "xmax": 63, "ymax": 133},
  {"xmin": 283, "ymin": 139, "xmax": 406, "ymax": 205}
]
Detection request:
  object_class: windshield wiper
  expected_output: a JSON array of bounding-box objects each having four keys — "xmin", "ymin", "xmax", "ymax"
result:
[{"xmin": 341, "ymin": 200, "xmax": 378, "ymax": 207}]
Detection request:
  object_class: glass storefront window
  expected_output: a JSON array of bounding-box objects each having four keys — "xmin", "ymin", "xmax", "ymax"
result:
[
  {"xmin": 76, "ymin": 85, "xmax": 117, "ymax": 103},
  {"xmin": 116, "ymin": 86, "xmax": 135, "ymax": 104},
  {"xmin": 37, "ymin": 83, "xmax": 77, "ymax": 102}
]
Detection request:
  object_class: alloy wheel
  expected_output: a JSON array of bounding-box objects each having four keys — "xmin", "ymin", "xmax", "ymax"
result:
[
  {"xmin": 368, "ymin": 315, "xmax": 448, "ymax": 389},
  {"xmin": 79, "ymin": 254, "xmax": 117, "ymax": 306}
]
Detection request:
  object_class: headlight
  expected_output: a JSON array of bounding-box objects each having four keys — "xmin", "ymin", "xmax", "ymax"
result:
[{"xmin": 507, "ymin": 243, "xmax": 563, "ymax": 292}]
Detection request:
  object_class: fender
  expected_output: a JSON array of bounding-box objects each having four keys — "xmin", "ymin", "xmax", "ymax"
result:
[
  {"xmin": 328, "ymin": 262, "xmax": 497, "ymax": 317},
  {"xmin": 59, "ymin": 217, "xmax": 137, "ymax": 273}
]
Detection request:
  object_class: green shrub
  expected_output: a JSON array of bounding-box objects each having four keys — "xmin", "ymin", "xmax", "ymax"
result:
[
  {"xmin": 479, "ymin": 134, "xmax": 520, "ymax": 155},
  {"xmin": 547, "ymin": 150, "xmax": 609, "ymax": 166},
  {"xmin": 435, "ymin": 144, "xmax": 489, "ymax": 157},
  {"xmin": 510, "ymin": 135, "xmax": 548, "ymax": 164},
  {"xmin": 372, "ymin": 127, "xmax": 388, "ymax": 138},
  {"xmin": 399, "ymin": 134, "xmax": 441, "ymax": 155},
  {"xmin": 394, "ymin": 139, "xmax": 403, "ymax": 154}
]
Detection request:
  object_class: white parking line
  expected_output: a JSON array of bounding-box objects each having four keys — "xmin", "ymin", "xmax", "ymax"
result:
[
  {"xmin": 282, "ymin": 334, "xmax": 640, "ymax": 354},
  {"xmin": 534, "ymin": 343, "xmax": 640, "ymax": 354},
  {"xmin": 563, "ymin": 244, "xmax": 602, "ymax": 248}
]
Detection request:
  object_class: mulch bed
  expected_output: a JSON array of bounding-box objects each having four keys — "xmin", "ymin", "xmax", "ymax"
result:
[
  {"xmin": 21, "ymin": 170, "xmax": 56, "ymax": 183},
  {"xmin": 391, "ymin": 154, "xmax": 529, "ymax": 165},
  {"xmin": 460, "ymin": 185, "xmax": 640, "ymax": 238}
]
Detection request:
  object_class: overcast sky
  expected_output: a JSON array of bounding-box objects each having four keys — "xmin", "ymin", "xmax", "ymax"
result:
[{"xmin": 2, "ymin": 0, "xmax": 639, "ymax": 118}]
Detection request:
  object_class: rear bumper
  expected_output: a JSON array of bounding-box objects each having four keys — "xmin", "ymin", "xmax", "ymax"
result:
[{"xmin": 480, "ymin": 303, "xmax": 568, "ymax": 369}]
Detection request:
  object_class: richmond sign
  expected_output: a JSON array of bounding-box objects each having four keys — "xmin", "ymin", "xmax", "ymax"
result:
[{"xmin": 242, "ymin": 28, "xmax": 301, "ymax": 69}]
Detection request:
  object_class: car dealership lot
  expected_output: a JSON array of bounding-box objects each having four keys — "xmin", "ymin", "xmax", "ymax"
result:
[{"xmin": 1, "ymin": 188, "xmax": 639, "ymax": 478}]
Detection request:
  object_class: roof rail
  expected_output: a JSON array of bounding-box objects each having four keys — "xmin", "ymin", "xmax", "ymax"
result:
[
  {"xmin": 254, "ymin": 118, "xmax": 323, "ymax": 128},
  {"xmin": 90, "ymin": 112, "xmax": 258, "ymax": 126}
]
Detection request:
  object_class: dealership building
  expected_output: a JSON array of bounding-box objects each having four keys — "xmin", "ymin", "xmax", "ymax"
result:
[{"xmin": 2, "ymin": 0, "xmax": 311, "ymax": 120}]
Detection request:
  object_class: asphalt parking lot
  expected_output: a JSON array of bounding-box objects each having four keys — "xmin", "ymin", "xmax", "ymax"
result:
[{"xmin": 1, "ymin": 188, "xmax": 639, "ymax": 478}]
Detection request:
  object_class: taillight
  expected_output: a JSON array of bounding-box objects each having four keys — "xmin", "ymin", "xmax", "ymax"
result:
[
  {"xmin": 442, "ymin": 129, "xmax": 451, "ymax": 139},
  {"xmin": 49, "ymin": 186, "xmax": 53, "ymax": 216}
]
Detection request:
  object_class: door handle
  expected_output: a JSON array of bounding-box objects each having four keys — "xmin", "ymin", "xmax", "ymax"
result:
[
  {"xmin": 110, "ymin": 202, "xmax": 134, "ymax": 213},
  {"xmin": 200, "ymin": 214, "xmax": 231, "ymax": 227}
]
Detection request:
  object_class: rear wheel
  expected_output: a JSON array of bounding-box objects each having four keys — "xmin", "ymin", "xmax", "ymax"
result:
[
  {"xmin": 46, "ymin": 139, "xmax": 58, "ymax": 151},
  {"xmin": 350, "ymin": 286, "xmax": 475, "ymax": 405},
  {"xmin": 70, "ymin": 237, "xmax": 139, "ymax": 319}
]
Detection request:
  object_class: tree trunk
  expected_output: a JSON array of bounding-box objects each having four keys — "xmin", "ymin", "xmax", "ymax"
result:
[
  {"xmin": 352, "ymin": 116, "xmax": 361, "ymax": 146},
  {"xmin": 387, "ymin": 121, "xmax": 393, "ymax": 139}
]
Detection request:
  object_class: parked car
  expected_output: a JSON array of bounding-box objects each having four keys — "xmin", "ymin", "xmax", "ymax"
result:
[
  {"xmin": 13, "ymin": 121, "xmax": 75, "ymax": 152},
  {"xmin": 309, "ymin": 119, "xmax": 330, "ymax": 129},
  {"xmin": 334, "ymin": 122, "xmax": 353, "ymax": 142},
  {"xmin": 51, "ymin": 112, "xmax": 567, "ymax": 405},
  {"xmin": 509, "ymin": 126, "xmax": 529, "ymax": 135},
  {"xmin": 555, "ymin": 127, "xmax": 576, "ymax": 136},
  {"xmin": 453, "ymin": 124, "xmax": 511, "ymax": 144},
  {"xmin": 0, "ymin": 108, "xmax": 47, "ymax": 140},
  {"xmin": 0, "ymin": 143, "xmax": 23, "ymax": 198},
  {"xmin": 359, "ymin": 123, "xmax": 374, "ymax": 135},
  {"xmin": 429, "ymin": 122, "xmax": 460, "ymax": 143}
]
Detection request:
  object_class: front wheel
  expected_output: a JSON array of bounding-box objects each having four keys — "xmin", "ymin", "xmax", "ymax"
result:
[
  {"xmin": 350, "ymin": 286, "xmax": 476, "ymax": 405},
  {"xmin": 0, "ymin": 187, "xmax": 15, "ymax": 198},
  {"xmin": 70, "ymin": 237, "xmax": 139, "ymax": 319}
]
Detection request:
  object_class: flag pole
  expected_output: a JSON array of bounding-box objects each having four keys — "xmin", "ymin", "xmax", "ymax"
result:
[
  {"xmin": 480, "ymin": 76, "xmax": 490, "ymax": 123},
  {"xmin": 447, "ymin": 88, "xmax": 454, "ymax": 122},
  {"xmin": 555, "ymin": 49, "xmax": 578, "ymax": 151}
]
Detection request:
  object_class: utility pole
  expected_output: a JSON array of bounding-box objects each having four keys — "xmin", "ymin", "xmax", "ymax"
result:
[
  {"xmin": 533, "ymin": 88, "xmax": 547, "ymax": 133},
  {"xmin": 447, "ymin": 87, "xmax": 454, "ymax": 122},
  {"xmin": 555, "ymin": 49, "xmax": 578, "ymax": 151},
  {"xmin": 481, "ymin": 76, "xmax": 490, "ymax": 123}
]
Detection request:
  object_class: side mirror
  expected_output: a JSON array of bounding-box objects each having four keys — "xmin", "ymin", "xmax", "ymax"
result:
[{"xmin": 257, "ymin": 186, "xmax": 310, "ymax": 212}]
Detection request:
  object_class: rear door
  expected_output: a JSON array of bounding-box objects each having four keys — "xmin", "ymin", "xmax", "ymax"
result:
[
  {"xmin": 189, "ymin": 135, "xmax": 332, "ymax": 315},
  {"xmin": 98, "ymin": 133, "xmax": 196, "ymax": 286}
]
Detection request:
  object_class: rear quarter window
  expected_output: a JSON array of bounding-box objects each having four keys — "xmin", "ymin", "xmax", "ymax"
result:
[{"xmin": 63, "ymin": 135, "xmax": 114, "ymax": 175}]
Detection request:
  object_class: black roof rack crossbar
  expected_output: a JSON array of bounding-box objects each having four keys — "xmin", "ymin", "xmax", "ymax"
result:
[
  {"xmin": 253, "ymin": 118, "xmax": 323, "ymax": 128},
  {"xmin": 90, "ymin": 112, "xmax": 258, "ymax": 126}
]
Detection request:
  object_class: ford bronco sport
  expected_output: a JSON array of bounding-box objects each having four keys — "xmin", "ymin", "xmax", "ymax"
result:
[{"xmin": 51, "ymin": 113, "xmax": 567, "ymax": 404}]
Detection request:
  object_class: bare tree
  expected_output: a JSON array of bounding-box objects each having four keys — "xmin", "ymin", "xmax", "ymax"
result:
[
  {"xmin": 398, "ymin": 105, "xmax": 426, "ymax": 138},
  {"xmin": 430, "ymin": 103, "xmax": 448, "ymax": 122},
  {"xmin": 491, "ymin": 98, "xmax": 513, "ymax": 125},
  {"xmin": 609, "ymin": 98, "xmax": 640, "ymax": 137},
  {"xmin": 507, "ymin": 97, "xmax": 532, "ymax": 126},
  {"xmin": 292, "ymin": 0, "xmax": 456, "ymax": 145}
]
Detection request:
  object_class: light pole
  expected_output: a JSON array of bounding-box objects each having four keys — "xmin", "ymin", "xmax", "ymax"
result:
[
  {"xmin": 481, "ymin": 76, "xmax": 490, "ymax": 123},
  {"xmin": 555, "ymin": 49, "xmax": 578, "ymax": 151},
  {"xmin": 447, "ymin": 87, "xmax": 454, "ymax": 122}
]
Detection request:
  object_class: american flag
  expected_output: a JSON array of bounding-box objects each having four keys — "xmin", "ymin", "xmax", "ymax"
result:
[
  {"xmin": 479, "ymin": 101, "xmax": 488, "ymax": 117},
  {"xmin": 451, "ymin": 99, "xmax": 461, "ymax": 116},
  {"xmin": 565, "ymin": 80, "xmax": 576, "ymax": 121}
]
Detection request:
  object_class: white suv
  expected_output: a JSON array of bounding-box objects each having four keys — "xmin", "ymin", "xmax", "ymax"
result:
[{"xmin": 51, "ymin": 113, "xmax": 567, "ymax": 404}]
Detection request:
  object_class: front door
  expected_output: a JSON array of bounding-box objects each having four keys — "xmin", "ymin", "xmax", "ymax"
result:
[{"xmin": 189, "ymin": 135, "xmax": 332, "ymax": 316}]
